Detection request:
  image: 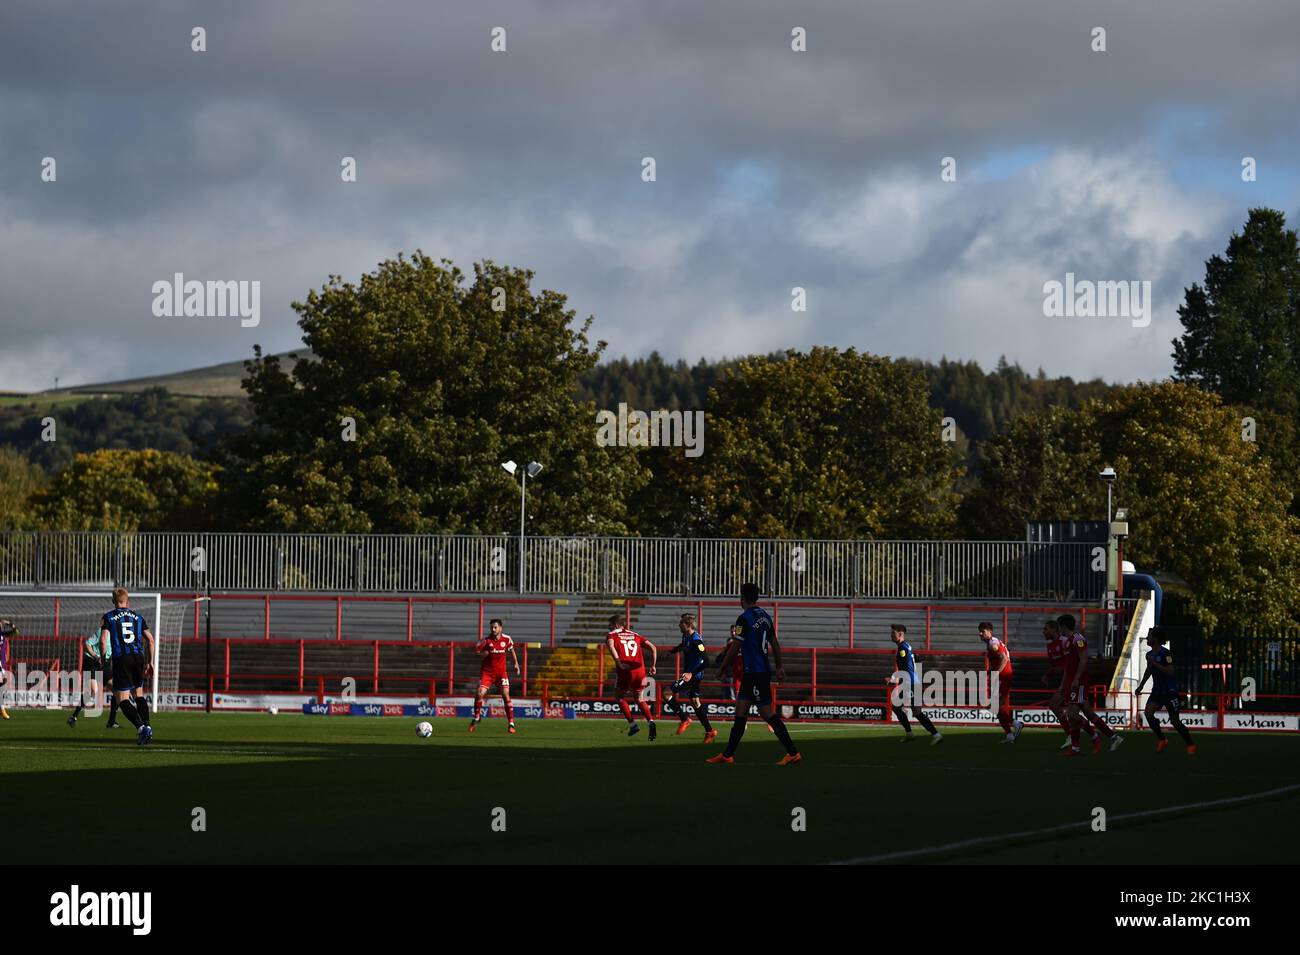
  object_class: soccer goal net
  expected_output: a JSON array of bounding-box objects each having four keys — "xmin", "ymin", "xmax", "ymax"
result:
[{"xmin": 0, "ymin": 591, "xmax": 200, "ymax": 711}]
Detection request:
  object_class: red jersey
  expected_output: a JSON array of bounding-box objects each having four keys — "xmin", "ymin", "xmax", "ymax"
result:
[
  {"xmin": 607, "ymin": 628, "xmax": 647, "ymax": 669},
  {"xmin": 1045, "ymin": 637, "xmax": 1067, "ymax": 669},
  {"xmin": 1058, "ymin": 631, "xmax": 1088, "ymax": 685},
  {"xmin": 984, "ymin": 636, "xmax": 1012, "ymax": 676},
  {"xmin": 477, "ymin": 632, "xmax": 514, "ymax": 676}
]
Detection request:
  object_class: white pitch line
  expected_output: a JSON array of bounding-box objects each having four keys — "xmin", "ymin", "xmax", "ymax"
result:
[{"xmin": 833, "ymin": 782, "xmax": 1300, "ymax": 865}]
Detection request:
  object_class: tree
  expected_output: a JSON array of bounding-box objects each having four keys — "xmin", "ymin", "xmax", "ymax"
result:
[
  {"xmin": 34, "ymin": 449, "xmax": 219, "ymax": 532},
  {"xmin": 1173, "ymin": 208, "xmax": 1300, "ymax": 419},
  {"xmin": 668, "ymin": 348, "xmax": 961, "ymax": 538},
  {"xmin": 961, "ymin": 382, "xmax": 1300, "ymax": 629},
  {"xmin": 0, "ymin": 448, "xmax": 45, "ymax": 530},
  {"xmin": 221, "ymin": 254, "xmax": 649, "ymax": 533}
]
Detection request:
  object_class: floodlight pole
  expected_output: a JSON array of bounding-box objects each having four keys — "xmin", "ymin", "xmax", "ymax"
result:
[
  {"xmin": 204, "ymin": 550, "xmax": 212, "ymax": 714},
  {"xmin": 518, "ymin": 469, "xmax": 528, "ymax": 595}
]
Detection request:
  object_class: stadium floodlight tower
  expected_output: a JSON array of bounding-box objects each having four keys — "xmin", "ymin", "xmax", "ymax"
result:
[{"xmin": 502, "ymin": 460, "xmax": 543, "ymax": 593}]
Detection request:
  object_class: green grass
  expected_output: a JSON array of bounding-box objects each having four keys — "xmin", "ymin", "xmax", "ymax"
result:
[{"xmin": 2, "ymin": 712, "xmax": 1298, "ymax": 864}]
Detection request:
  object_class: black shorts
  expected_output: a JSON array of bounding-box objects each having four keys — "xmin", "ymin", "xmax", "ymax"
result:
[
  {"xmin": 670, "ymin": 674, "xmax": 703, "ymax": 699},
  {"xmin": 112, "ymin": 654, "xmax": 146, "ymax": 692},
  {"xmin": 738, "ymin": 672, "xmax": 773, "ymax": 707},
  {"xmin": 81, "ymin": 654, "xmax": 108, "ymax": 679},
  {"xmin": 1149, "ymin": 691, "xmax": 1181, "ymax": 713}
]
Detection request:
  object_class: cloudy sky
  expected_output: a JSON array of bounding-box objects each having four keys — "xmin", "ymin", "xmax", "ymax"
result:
[{"xmin": 1, "ymin": 0, "xmax": 1297, "ymax": 392}]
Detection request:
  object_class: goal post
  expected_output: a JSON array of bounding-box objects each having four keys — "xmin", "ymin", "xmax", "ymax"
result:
[{"xmin": 0, "ymin": 590, "xmax": 200, "ymax": 711}]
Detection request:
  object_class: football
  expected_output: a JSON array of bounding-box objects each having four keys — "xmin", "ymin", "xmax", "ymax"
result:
[{"xmin": 416, "ymin": 721, "xmax": 433, "ymax": 738}]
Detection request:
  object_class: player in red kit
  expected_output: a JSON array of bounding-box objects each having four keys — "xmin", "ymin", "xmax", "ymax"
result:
[
  {"xmin": 606, "ymin": 614, "xmax": 658, "ymax": 741},
  {"xmin": 470, "ymin": 618, "xmax": 520, "ymax": 734},
  {"xmin": 1057, "ymin": 622, "xmax": 1091, "ymax": 756},
  {"xmin": 978, "ymin": 622, "xmax": 1022, "ymax": 743},
  {"xmin": 1042, "ymin": 618, "xmax": 1106, "ymax": 750},
  {"xmin": 1041, "ymin": 618, "xmax": 1078, "ymax": 747},
  {"xmin": 1056, "ymin": 614, "xmax": 1122, "ymax": 754}
]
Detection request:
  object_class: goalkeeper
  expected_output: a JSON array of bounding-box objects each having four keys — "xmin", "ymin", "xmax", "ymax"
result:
[
  {"xmin": 68, "ymin": 627, "xmax": 119, "ymax": 728},
  {"xmin": 0, "ymin": 617, "xmax": 13, "ymax": 719}
]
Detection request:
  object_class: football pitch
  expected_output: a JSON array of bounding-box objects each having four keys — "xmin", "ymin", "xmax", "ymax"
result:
[{"xmin": 3, "ymin": 712, "xmax": 1298, "ymax": 865}]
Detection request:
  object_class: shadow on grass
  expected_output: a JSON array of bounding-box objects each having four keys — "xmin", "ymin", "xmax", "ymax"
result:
[{"xmin": 3, "ymin": 728, "xmax": 1299, "ymax": 864}]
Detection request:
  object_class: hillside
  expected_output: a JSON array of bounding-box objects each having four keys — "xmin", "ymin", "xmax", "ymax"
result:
[{"xmin": 67, "ymin": 351, "xmax": 312, "ymax": 399}]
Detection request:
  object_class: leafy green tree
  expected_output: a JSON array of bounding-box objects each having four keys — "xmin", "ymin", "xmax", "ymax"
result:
[
  {"xmin": 961, "ymin": 382, "xmax": 1300, "ymax": 629},
  {"xmin": 1173, "ymin": 208, "xmax": 1300, "ymax": 419},
  {"xmin": 221, "ymin": 254, "xmax": 648, "ymax": 533},
  {"xmin": 0, "ymin": 448, "xmax": 45, "ymax": 530},
  {"xmin": 34, "ymin": 449, "xmax": 219, "ymax": 532},
  {"xmin": 666, "ymin": 348, "xmax": 961, "ymax": 538}
]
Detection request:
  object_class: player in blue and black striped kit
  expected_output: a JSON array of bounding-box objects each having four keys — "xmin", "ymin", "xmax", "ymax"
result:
[
  {"xmin": 1136, "ymin": 628, "xmax": 1196, "ymax": 755},
  {"xmin": 663, "ymin": 613, "xmax": 716, "ymax": 741},
  {"xmin": 707, "ymin": 583, "xmax": 800, "ymax": 765},
  {"xmin": 889, "ymin": 624, "xmax": 942, "ymax": 744},
  {"xmin": 100, "ymin": 588, "xmax": 155, "ymax": 746}
]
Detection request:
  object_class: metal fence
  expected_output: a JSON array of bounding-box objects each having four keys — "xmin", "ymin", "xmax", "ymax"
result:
[
  {"xmin": 0, "ymin": 531, "xmax": 1103, "ymax": 601},
  {"xmin": 1163, "ymin": 625, "xmax": 1300, "ymax": 708}
]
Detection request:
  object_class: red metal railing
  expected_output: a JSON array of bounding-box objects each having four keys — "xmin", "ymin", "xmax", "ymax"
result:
[
  {"xmin": 167, "ymin": 593, "xmax": 565, "ymax": 646},
  {"xmin": 160, "ymin": 594, "xmax": 1130, "ymax": 651}
]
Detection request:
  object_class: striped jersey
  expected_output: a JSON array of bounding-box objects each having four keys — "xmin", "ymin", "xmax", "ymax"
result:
[
  {"xmin": 895, "ymin": 640, "xmax": 918, "ymax": 684},
  {"xmin": 101, "ymin": 607, "xmax": 149, "ymax": 657},
  {"xmin": 676, "ymin": 630, "xmax": 707, "ymax": 676}
]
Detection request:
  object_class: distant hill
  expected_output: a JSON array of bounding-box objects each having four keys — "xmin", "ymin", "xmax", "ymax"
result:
[
  {"xmin": 68, "ymin": 352, "xmax": 311, "ymax": 399},
  {"xmin": 69, "ymin": 357, "xmax": 250, "ymax": 398},
  {"xmin": 0, "ymin": 351, "xmax": 311, "ymax": 406}
]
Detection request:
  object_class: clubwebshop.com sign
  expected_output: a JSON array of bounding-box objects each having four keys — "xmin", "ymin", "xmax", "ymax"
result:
[{"xmin": 779, "ymin": 703, "xmax": 887, "ymax": 722}]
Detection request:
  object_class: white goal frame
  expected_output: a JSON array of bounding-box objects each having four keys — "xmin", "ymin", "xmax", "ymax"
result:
[{"xmin": 0, "ymin": 590, "xmax": 164, "ymax": 704}]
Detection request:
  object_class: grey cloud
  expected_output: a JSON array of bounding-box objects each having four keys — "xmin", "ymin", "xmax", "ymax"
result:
[{"xmin": 1, "ymin": 0, "xmax": 1297, "ymax": 390}]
